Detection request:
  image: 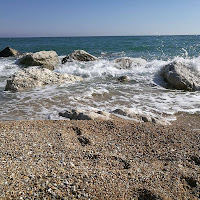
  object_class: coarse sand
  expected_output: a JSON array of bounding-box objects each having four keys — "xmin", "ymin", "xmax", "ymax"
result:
[{"xmin": 0, "ymin": 115, "xmax": 199, "ymax": 199}]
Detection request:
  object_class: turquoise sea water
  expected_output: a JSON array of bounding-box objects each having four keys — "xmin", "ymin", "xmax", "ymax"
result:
[
  {"xmin": 1, "ymin": 35, "xmax": 200, "ymax": 59},
  {"xmin": 0, "ymin": 36, "xmax": 200, "ymax": 120}
]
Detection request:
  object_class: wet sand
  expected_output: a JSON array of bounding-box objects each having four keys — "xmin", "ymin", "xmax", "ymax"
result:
[{"xmin": 0, "ymin": 115, "xmax": 199, "ymax": 199}]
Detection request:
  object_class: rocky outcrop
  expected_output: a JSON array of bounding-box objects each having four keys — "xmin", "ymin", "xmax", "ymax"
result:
[
  {"xmin": 18, "ymin": 51, "xmax": 59, "ymax": 70},
  {"xmin": 0, "ymin": 47, "xmax": 21, "ymax": 57},
  {"xmin": 59, "ymin": 108, "xmax": 170, "ymax": 125},
  {"xmin": 59, "ymin": 109, "xmax": 110, "ymax": 120},
  {"xmin": 115, "ymin": 57, "xmax": 147, "ymax": 69},
  {"xmin": 5, "ymin": 67, "xmax": 83, "ymax": 92},
  {"xmin": 112, "ymin": 108, "xmax": 171, "ymax": 126},
  {"xmin": 62, "ymin": 50, "xmax": 98, "ymax": 63},
  {"xmin": 161, "ymin": 61, "xmax": 200, "ymax": 91}
]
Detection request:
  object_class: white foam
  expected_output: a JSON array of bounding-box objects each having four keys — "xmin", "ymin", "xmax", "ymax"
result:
[
  {"xmin": 0, "ymin": 58, "xmax": 20, "ymax": 77},
  {"xmin": 57, "ymin": 59, "xmax": 123, "ymax": 78},
  {"xmin": 0, "ymin": 56, "xmax": 200, "ymax": 121}
]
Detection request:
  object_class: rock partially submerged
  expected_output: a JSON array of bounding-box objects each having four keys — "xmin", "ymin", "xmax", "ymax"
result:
[
  {"xmin": 115, "ymin": 57, "xmax": 133, "ymax": 69},
  {"xmin": 112, "ymin": 108, "xmax": 171, "ymax": 126},
  {"xmin": 62, "ymin": 50, "xmax": 98, "ymax": 63},
  {"xmin": 115, "ymin": 57, "xmax": 147, "ymax": 69},
  {"xmin": 0, "ymin": 47, "xmax": 21, "ymax": 57},
  {"xmin": 161, "ymin": 61, "xmax": 200, "ymax": 91},
  {"xmin": 18, "ymin": 51, "xmax": 59, "ymax": 70},
  {"xmin": 59, "ymin": 109, "xmax": 111, "ymax": 120},
  {"xmin": 117, "ymin": 75, "xmax": 130, "ymax": 82},
  {"xmin": 5, "ymin": 67, "xmax": 83, "ymax": 92},
  {"xmin": 59, "ymin": 108, "xmax": 170, "ymax": 125}
]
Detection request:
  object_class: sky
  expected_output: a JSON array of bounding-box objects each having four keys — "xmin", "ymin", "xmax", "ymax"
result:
[{"xmin": 0, "ymin": 0, "xmax": 200, "ymax": 37}]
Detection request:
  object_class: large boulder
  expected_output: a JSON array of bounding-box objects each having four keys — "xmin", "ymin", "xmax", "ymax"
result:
[
  {"xmin": 115, "ymin": 57, "xmax": 147, "ymax": 69},
  {"xmin": 18, "ymin": 51, "xmax": 59, "ymax": 70},
  {"xmin": 161, "ymin": 61, "xmax": 200, "ymax": 91},
  {"xmin": 62, "ymin": 50, "xmax": 98, "ymax": 64},
  {"xmin": 59, "ymin": 109, "xmax": 110, "ymax": 120},
  {"xmin": 0, "ymin": 47, "xmax": 21, "ymax": 57},
  {"xmin": 5, "ymin": 67, "xmax": 83, "ymax": 92},
  {"xmin": 112, "ymin": 108, "xmax": 171, "ymax": 126}
]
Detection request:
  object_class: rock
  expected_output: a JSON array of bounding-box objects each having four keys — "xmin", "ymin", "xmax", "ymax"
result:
[
  {"xmin": 117, "ymin": 75, "xmax": 129, "ymax": 82},
  {"xmin": 0, "ymin": 47, "xmax": 21, "ymax": 57},
  {"xmin": 115, "ymin": 57, "xmax": 133, "ymax": 69},
  {"xmin": 59, "ymin": 109, "xmax": 110, "ymax": 120},
  {"xmin": 62, "ymin": 50, "xmax": 98, "ymax": 64},
  {"xmin": 5, "ymin": 67, "xmax": 83, "ymax": 92},
  {"xmin": 18, "ymin": 51, "xmax": 59, "ymax": 70},
  {"xmin": 112, "ymin": 108, "xmax": 170, "ymax": 126},
  {"xmin": 161, "ymin": 61, "xmax": 200, "ymax": 91},
  {"xmin": 115, "ymin": 57, "xmax": 147, "ymax": 69}
]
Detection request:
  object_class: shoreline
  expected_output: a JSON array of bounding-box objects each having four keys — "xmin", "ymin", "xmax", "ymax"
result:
[{"xmin": 0, "ymin": 113, "xmax": 199, "ymax": 199}]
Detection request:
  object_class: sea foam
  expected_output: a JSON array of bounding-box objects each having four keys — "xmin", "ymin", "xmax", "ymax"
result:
[{"xmin": 0, "ymin": 55, "xmax": 200, "ymax": 121}]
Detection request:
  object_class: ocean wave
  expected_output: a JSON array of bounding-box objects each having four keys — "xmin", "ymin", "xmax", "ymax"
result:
[
  {"xmin": 0, "ymin": 54, "xmax": 200, "ymax": 120},
  {"xmin": 0, "ymin": 58, "xmax": 20, "ymax": 77}
]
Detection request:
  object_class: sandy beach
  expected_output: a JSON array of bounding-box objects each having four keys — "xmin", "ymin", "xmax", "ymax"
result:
[
  {"xmin": 1, "ymin": 0, "xmax": 200, "ymax": 199},
  {"xmin": 0, "ymin": 115, "xmax": 199, "ymax": 199}
]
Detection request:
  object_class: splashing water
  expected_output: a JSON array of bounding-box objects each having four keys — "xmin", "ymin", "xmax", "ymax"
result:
[{"xmin": 0, "ymin": 36, "xmax": 200, "ymax": 121}]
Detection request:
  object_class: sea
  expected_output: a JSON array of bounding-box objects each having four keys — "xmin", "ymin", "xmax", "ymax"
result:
[{"xmin": 0, "ymin": 35, "xmax": 200, "ymax": 121}]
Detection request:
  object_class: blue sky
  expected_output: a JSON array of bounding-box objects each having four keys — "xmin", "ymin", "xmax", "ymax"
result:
[{"xmin": 0, "ymin": 0, "xmax": 200, "ymax": 37}]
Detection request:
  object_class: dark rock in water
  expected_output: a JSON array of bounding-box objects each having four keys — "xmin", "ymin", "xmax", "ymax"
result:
[
  {"xmin": 160, "ymin": 61, "xmax": 200, "ymax": 91},
  {"xmin": 59, "ymin": 109, "xmax": 110, "ymax": 120},
  {"xmin": 5, "ymin": 67, "xmax": 82, "ymax": 92},
  {"xmin": 0, "ymin": 47, "xmax": 21, "ymax": 57},
  {"xmin": 18, "ymin": 51, "xmax": 59, "ymax": 70},
  {"xmin": 117, "ymin": 75, "xmax": 129, "ymax": 82},
  {"xmin": 62, "ymin": 50, "xmax": 98, "ymax": 64}
]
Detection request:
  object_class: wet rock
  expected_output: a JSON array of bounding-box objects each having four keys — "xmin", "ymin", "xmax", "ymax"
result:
[
  {"xmin": 62, "ymin": 50, "xmax": 98, "ymax": 63},
  {"xmin": 0, "ymin": 47, "xmax": 21, "ymax": 57},
  {"xmin": 115, "ymin": 57, "xmax": 147, "ymax": 69},
  {"xmin": 5, "ymin": 67, "xmax": 83, "ymax": 92},
  {"xmin": 117, "ymin": 75, "xmax": 129, "ymax": 82},
  {"xmin": 161, "ymin": 61, "xmax": 200, "ymax": 91},
  {"xmin": 112, "ymin": 108, "xmax": 171, "ymax": 126},
  {"xmin": 59, "ymin": 109, "xmax": 110, "ymax": 120},
  {"xmin": 115, "ymin": 57, "xmax": 133, "ymax": 69},
  {"xmin": 18, "ymin": 51, "xmax": 59, "ymax": 70}
]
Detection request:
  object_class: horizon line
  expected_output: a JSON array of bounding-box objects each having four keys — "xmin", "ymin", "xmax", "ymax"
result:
[{"xmin": 0, "ymin": 34, "xmax": 200, "ymax": 39}]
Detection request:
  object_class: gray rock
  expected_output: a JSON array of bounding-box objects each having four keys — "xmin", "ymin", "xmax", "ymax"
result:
[
  {"xmin": 0, "ymin": 47, "xmax": 21, "ymax": 57},
  {"xmin": 5, "ymin": 67, "xmax": 83, "ymax": 92},
  {"xmin": 161, "ymin": 61, "xmax": 200, "ymax": 91},
  {"xmin": 18, "ymin": 51, "xmax": 59, "ymax": 70},
  {"xmin": 115, "ymin": 57, "xmax": 147, "ymax": 69},
  {"xmin": 115, "ymin": 57, "xmax": 133, "ymax": 69},
  {"xmin": 62, "ymin": 50, "xmax": 98, "ymax": 64},
  {"xmin": 112, "ymin": 108, "xmax": 171, "ymax": 126},
  {"xmin": 117, "ymin": 75, "xmax": 129, "ymax": 82},
  {"xmin": 59, "ymin": 109, "xmax": 110, "ymax": 120}
]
